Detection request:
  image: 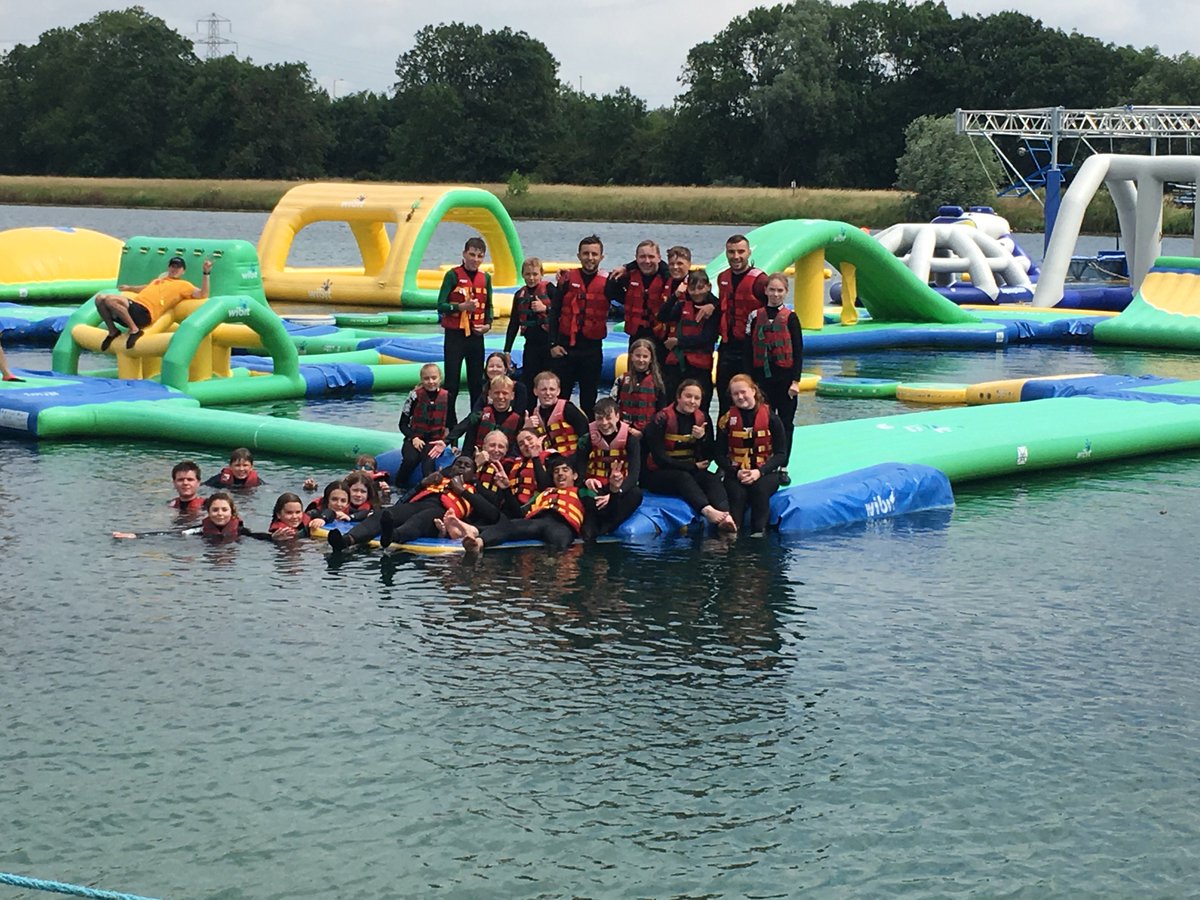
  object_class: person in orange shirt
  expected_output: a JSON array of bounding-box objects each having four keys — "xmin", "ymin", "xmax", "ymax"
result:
[{"xmin": 94, "ymin": 255, "xmax": 212, "ymax": 350}]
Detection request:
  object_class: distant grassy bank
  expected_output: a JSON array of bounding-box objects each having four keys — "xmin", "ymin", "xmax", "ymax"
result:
[{"xmin": 0, "ymin": 175, "xmax": 1190, "ymax": 234}]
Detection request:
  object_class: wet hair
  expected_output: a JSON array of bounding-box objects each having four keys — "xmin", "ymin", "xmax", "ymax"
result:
[
  {"xmin": 625, "ymin": 337, "xmax": 665, "ymax": 395},
  {"xmin": 355, "ymin": 453, "xmax": 378, "ymax": 470},
  {"xmin": 322, "ymin": 480, "xmax": 350, "ymax": 506},
  {"xmin": 488, "ymin": 375, "xmax": 515, "ymax": 395},
  {"xmin": 545, "ymin": 453, "xmax": 573, "ymax": 474},
  {"xmin": 534, "ymin": 370, "xmax": 560, "ymax": 388},
  {"xmin": 272, "ymin": 492, "xmax": 304, "ymax": 520},
  {"xmin": 593, "ymin": 397, "xmax": 619, "ymax": 419},
  {"xmin": 686, "ymin": 269, "xmax": 712, "ymax": 291},
  {"xmin": 205, "ymin": 491, "xmax": 237, "ymax": 516},
  {"xmin": 171, "ymin": 460, "xmax": 200, "ymax": 479},
  {"xmin": 464, "ymin": 237, "xmax": 486, "ymax": 254},
  {"xmin": 666, "ymin": 246, "xmax": 692, "ymax": 262},
  {"xmin": 767, "ymin": 271, "xmax": 790, "ymax": 290},
  {"xmin": 728, "ymin": 373, "xmax": 767, "ymax": 407},
  {"xmin": 343, "ymin": 471, "xmax": 381, "ymax": 509},
  {"xmin": 676, "ymin": 378, "xmax": 704, "ymax": 400},
  {"xmin": 635, "ymin": 239, "xmax": 660, "ymax": 255},
  {"xmin": 725, "ymin": 234, "xmax": 750, "ymax": 247},
  {"xmin": 578, "ymin": 234, "xmax": 603, "ymax": 253},
  {"xmin": 229, "ymin": 447, "xmax": 254, "ymax": 464},
  {"xmin": 521, "ymin": 256, "xmax": 543, "ymax": 274}
]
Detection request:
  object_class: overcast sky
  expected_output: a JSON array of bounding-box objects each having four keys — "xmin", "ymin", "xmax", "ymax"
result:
[{"xmin": 3, "ymin": 1, "xmax": 1196, "ymax": 107}]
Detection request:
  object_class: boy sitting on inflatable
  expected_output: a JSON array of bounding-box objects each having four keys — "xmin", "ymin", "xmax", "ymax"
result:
[{"xmin": 94, "ymin": 255, "xmax": 212, "ymax": 350}]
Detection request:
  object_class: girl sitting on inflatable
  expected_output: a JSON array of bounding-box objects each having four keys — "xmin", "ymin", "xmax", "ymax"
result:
[{"xmin": 716, "ymin": 374, "xmax": 789, "ymax": 537}]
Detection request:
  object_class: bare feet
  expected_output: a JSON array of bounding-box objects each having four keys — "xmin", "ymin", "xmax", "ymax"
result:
[
  {"xmin": 462, "ymin": 536, "xmax": 484, "ymax": 553},
  {"xmin": 442, "ymin": 510, "xmax": 478, "ymax": 541},
  {"xmin": 433, "ymin": 517, "xmax": 448, "ymax": 537},
  {"xmin": 717, "ymin": 512, "xmax": 738, "ymax": 534}
]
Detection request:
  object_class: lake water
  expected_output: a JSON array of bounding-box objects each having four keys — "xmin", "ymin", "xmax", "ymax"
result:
[{"xmin": 2, "ymin": 206, "xmax": 1199, "ymax": 898}]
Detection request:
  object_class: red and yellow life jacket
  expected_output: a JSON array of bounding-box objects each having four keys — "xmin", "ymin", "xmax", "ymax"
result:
[
  {"xmin": 473, "ymin": 404, "xmax": 522, "ymax": 452},
  {"xmin": 411, "ymin": 477, "xmax": 475, "ymax": 519},
  {"xmin": 623, "ymin": 268, "xmax": 668, "ymax": 335},
  {"xmin": 536, "ymin": 399, "xmax": 579, "ymax": 455},
  {"xmin": 514, "ymin": 281, "xmax": 551, "ymax": 334},
  {"xmin": 616, "ymin": 370, "xmax": 659, "ymax": 431},
  {"xmin": 215, "ymin": 467, "xmax": 261, "ymax": 488},
  {"xmin": 585, "ymin": 421, "xmax": 630, "ymax": 486},
  {"xmin": 646, "ymin": 405, "xmax": 706, "ymax": 471},
  {"xmin": 507, "ymin": 453, "xmax": 546, "ymax": 505},
  {"xmin": 664, "ymin": 299, "xmax": 714, "ymax": 370},
  {"xmin": 440, "ymin": 265, "xmax": 489, "ymax": 334},
  {"xmin": 410, "ymin": 388, "xmax": 450, "ymax": 441},
  {"xmin": 717, "ymin": 266, "xmax": 764, "ymax": 342},
  {"xmin": 476, "ymin": 459, "xmax": 507, "ymax": 493},
  {"xmin": 749, "ymin": 306, "xmax": 796, "ymax": 374},
  {"xmin": 722, "ymin": 403, "xmax": 773, "ymax": 469},
  {"xmin": 528, "ymin": 486, "xmax": 587, "ymax": 534},
  {"xmin": 557, "ymin": 268, "xmax": 609, "ymax": 344}
]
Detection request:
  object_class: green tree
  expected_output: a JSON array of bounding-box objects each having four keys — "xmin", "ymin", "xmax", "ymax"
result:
[
  {"xmin": 326, "ymin": 91, "xmax": 397, "ymax": 179},
  {"xmin": 0, "ymin": 7, "xmax": 197, "ymax": 176},
  {"xmin": 389, "ymin": 22, "xmax": 558, "ymax": 180},
  {"xmin": 894, "ymin": 115, "xmax": 1000, "ymax": 218},
  {"xmin": 1130, "ymin": 52, "xmax": 1200, "ymax": 104}
]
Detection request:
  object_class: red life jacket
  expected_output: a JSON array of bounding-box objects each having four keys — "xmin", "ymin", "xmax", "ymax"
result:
[
  {"xmin": 585, "ymin": 421, "xmax": 630, "ymax": 486},
  {"xmin": 202, "ymin": 516, "xmax": 242, "ymax": 538},
  {"xmin": 216, "ymin": 467, "xmax": 261, "ymax": 488},
  {"xmin": 514, "ymin": 280, "xmax": 552, "ymax": 334},
  {"xmin": 717, "ymin": 266, "xmax": 765, "ymax": 342},
  {"xmin": 616, "ymin": 370, "xmax": 659, "ymax": 431},
  {"xmin": 169, "ymin": 495, "xmax": 205, "ymax": 511},
  {"xmin": 349, "ymin": 499, "xmax": 374, "ymax": 516},
  {"xmin": 749, "ymin": 306, "xmax": 796, "ymax": 374},
  {"xmin": 722, "ymin": 403, "xmax": 774, "ymax": 470},
  {"xmin": 476, "ymin": 459, "xmax": 506, "ymax": 492},
  {"xmin": 528, "ymin": 486, "xmax": 587, "ymax": 534},
  {"xmin": 269, "ymin": 512, "xmax": 312, "ymax": 535},
  {"xmin": 440, "ymin": 265, "xmax": 489, "ymax": 333},
  {"xmin": 657, "ymin": 278, "xmax": 686, "ymax": 341},
  {"xmin": 537, "ymin": 400, "xmax": 579, "ymax": 455},
  {"xmin": 411, "ymin": 477, "xmax": 475, "ymax": 519},
  {"xmin": 507, "ymin": 453, "xmax": 546, "ymax": 505},
  {"xmin": 665, "ymin": 298, "xmax": 715, "ymax": 370},
  {"xmin": 646, "ymin": 406, "xmax": 706, "ymax": 471},
  {"xmin": 557, "ymin": 268, "xmax": 609, "ymax": 344},
  {"xmin": 410, "ymin": 388, "xmax": 450, "ymax": 441},
  {"xmin": 623, "ymin": 268, "xmax": 668, "ymax": 335},
  {"xmin": 472, "ymin": 404, "xmax": 522, "ymax": 452}
]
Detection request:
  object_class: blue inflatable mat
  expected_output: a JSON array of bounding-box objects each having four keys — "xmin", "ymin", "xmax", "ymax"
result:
[{"xmin": 1020, "ymin": 373, "xmax": 1180, "ymax": 401}]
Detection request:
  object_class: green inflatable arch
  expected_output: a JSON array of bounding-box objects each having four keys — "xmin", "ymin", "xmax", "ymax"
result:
[{"xmin": 705, "ymin": 219, "xmax": 980, "ymax": 324}]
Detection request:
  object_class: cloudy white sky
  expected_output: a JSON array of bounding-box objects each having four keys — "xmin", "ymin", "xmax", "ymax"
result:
[{"xmin": 3, "ymin": 1, "xmax": 1195, "ymax": 107}]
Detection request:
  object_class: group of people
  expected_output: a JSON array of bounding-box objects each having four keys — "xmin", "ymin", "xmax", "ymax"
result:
[{"xmin": 108, "ymin": 231, "xmax": 805, "ymax": 552}]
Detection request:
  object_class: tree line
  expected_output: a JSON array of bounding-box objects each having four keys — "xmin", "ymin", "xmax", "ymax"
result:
[{"xmin": 2, "ymin": 4, "xmax": 1198, "ymax": 189}]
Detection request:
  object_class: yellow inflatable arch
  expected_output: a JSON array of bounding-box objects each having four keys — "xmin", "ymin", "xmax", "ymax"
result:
[{"xmin": 257, "ymin": 183, "xmax": 524, "ymax": 308}]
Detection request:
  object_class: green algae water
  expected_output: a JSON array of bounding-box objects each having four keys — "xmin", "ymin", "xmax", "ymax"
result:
[{"xmin": 3, "ymin": 207, "xmax": 1200, "ymax": 897}]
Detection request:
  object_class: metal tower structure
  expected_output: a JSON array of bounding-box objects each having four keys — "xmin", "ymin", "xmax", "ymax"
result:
[
  {"xmin": 956, "ymin": 106, "xmax": 1200, "ymax": 238},
  {"xmin": 196, "ymin": 13, "xmax": 237, "ymax": 61}
]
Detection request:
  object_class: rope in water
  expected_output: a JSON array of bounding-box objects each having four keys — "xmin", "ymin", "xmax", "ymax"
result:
[{"xmin": 0, "ymin": 871, "xmax": 161, "ymax": 900}]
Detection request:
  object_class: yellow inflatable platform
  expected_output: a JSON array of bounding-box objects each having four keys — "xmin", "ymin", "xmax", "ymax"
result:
[{"xmin": 0, "ymin": 226, "xmax": 122, "ymax": 301}]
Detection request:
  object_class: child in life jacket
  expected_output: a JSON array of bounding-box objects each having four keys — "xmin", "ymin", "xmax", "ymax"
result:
[
  {"xmin": 502, "ymin": 427, "xmax": 553, "ymax": 516},
  {"xmin": 580, "ymin": 397, "xmax": 644, "ymax": 535},
  {"xmin": 659, "ymin": 269, "xmax": 719, "ymax": 413},
  {"xmin": 168, "ymin": 460, "xmax": 205, "ymax": 513},
  {"xmin": 449, "ymin": 374, "xmax": 523, "ymax": 456},
  {"xmin": 342, "ymin": 472, "xmax": 382, "ymax": 520},
  {"xmin": 354, "ymin": 454, "xmax": 392, "ymax": 498},
  {"xmin": 396, "ymin": 362, "xmax": 453, "ymax": 487},
  {"xmin": 305, "ymin": 481, "xmax": 351, "ymax": 528},
  {"xmin": 610, "ymin": 337, "xmax": 666, "ymax": 435},
  {"xmin": 525, "ymin": 369, "xmax": 589, "ymax": 466},
  {"xmin": 205, "ymin": 448, "xmax": 263, "ymax": 489},
  {"xmin": 749, "ymin": 271, "xmax": 803, "ymax": 486},
  {"xmin": 268, "ymin": 492, "xmax": 311, "ymax": 541},
  {"xmin": 504, "ymin": 257, "xmax": 553, "ymax": 410},
  {"xmin": 113, "ymin": 491, "xmax": 251, "ymax": 540},
  {"xmin": 472, "ymin": 351, "xmax": 529, "ymax": 415}
]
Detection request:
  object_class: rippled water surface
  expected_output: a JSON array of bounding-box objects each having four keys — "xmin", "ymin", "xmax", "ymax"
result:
[{"xmin": 2, "ymin": 207, "xmax": 1200, "ymax": 897}]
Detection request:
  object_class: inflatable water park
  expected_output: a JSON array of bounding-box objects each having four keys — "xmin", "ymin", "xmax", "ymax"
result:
[{"xmin": 4, "ymin": 153, "xmax": 1200, "ymax": 545}]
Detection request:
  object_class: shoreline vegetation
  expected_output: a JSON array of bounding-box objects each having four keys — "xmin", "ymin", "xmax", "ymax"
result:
[{"xmin": 0, "ymin": 175, "xmax": 1192, "ymax": 235}]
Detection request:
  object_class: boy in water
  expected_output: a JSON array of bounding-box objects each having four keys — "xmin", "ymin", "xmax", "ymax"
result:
[
  {"xmin": 205, "ymin": 447, "xmax": 263, "ymax": 489},
  {"xmin": 169, "ymin": 460, "xmax": 205, "ymax": 512}
]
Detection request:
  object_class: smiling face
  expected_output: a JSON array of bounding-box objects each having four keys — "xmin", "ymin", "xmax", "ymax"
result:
[
  {"xmin": 486, "ymin": 356, "xmax": 507, "ymax": 381},
  {"xmin": 595, "ymin": 406, "xmax": 620, "ymax": 434},
  {"xmin": 550, "ymin": 462, "xmax": 577, "ymax": 489},
  {"xmin": 668, "ymin": 253, "xmax": 690, "ymax": 280},
  {"xmin": 516, "ymin": 430, "xmax": 543, "ymax": 458},
  {"xmin": 207, "ymin": 498, "xmax": 233, "ymax": 527},
  {"xmin": 277, "ymin": 501, "xmax": 305, "ymax": 528},
  {"xmin": 635, "ymin": 243, "xmax": 661, "ymax": 275},
  {"xmin": 327, "ymin": 488, "xmax": 350, "ymax": 513},
  {"xmin": 167, "ymin": 261, "xmax": 186, "ymax": 279},
  {"xmin": 230, "ymin": 457, "xmax": 254, "ymax": 479},
  {"xmin": 676, "ymin": 384, "xmax": 703, "ymax": 415},
  {"xmin": 577, "ymin": 241, "xmax": 603, "ymax": 274},
  {"xmin": 489, "ymin": 383, "xmax": 514, "ymax": 411},
  {"xmin": 481, "ymin": 431, "xmax": 508, "ymax": 462},
  {"xmin": 629, "ymin": 344, "xmax": 652, "ymax": 374},
  {"xmin": 730, "ymin": 379, "xmax": 756, "ymax": 410},
  {"xmin": 535, "ymin": 377, "xmax": 560, "ymax": 406},
  {"xmin": 348, "ymin": 482, "xmax": 369, "ymax": 506},
  {"xmin": 420, "ymin": 366, "xmax": 442, "ymax": 392},
  {"xmin": 725, "ymin": 238, "xmax": 751, "ymax": 273},
  {"xmin": 462, "ymin": 246, "xmax": 486, "ymax": 272},
  {"xmin": 173, "ymin": 469, "xmax": 200, "ymax": 500},
  {"xmin": 766, "ymin": 277, "xmax": 788, "ymax": 306}
]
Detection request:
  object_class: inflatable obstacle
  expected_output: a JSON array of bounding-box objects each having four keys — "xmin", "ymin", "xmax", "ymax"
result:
[
  {"xmin": 1093, "ymin": 257, "xmax": 1200, "ymax": 349},
  {"xmin": 258, "ymin": 183, "xmax": 524, "ymax": 309},
  {"xmin": 0, "ymin": 226, "xmax": 122, "ymax": 301}
]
